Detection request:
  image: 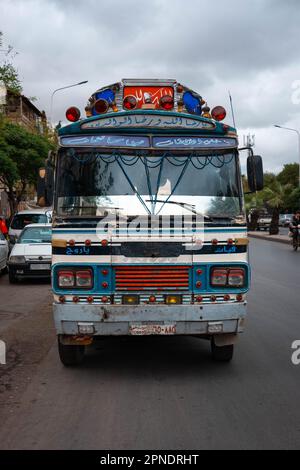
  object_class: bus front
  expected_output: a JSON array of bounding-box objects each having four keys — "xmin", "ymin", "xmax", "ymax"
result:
[{"xmin": 52, "ymin": 79, "xmax": 255, "ymax": 365}]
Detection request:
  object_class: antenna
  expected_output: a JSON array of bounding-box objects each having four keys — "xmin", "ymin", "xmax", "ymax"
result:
[
  {"xmin": 243, "ymin": 134, "xmax": 255, "ymax": 157},
  {"xmin": 228, "ymin": 90, "xmax": 236, "ymax": 128}
]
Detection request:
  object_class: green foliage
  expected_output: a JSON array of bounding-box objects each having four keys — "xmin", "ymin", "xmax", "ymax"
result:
[
  {"xmin": 0, "ymin": 31, "xmax": 22, "ymax": 94},
  {"xmin": 0, "ymin": 63, "xmax": 22, "ymax": 94},
  {"xmin": 0, "ymin": 118, "xmax": 53, "ymax": 211},
  {"xmin": 245, "ymin": 166, "xmax": 299, "ymax": 213},
  {"xmin": 277, "ymin": 163, "xmax": 299, "ymax": 188}
]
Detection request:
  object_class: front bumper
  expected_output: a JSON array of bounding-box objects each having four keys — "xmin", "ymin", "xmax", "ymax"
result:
[
  {"xmin": 8, "ymin": 262, "xmax": 51, "ymax": 278},
  {"xmin": 53, "ymin": 302, "xmax": 247, "ymax": 336}
]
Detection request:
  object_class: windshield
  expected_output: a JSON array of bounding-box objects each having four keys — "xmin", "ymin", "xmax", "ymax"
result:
[
  {"xmin": 18, "ymin": 227, "xmax": 52, "ymax": 244},
  {"xmin": 55, "ymin": 148, "xmax": 243, "ymax": 219},
  {"xmin": 11, "ymin": 214, "xmax": 48, "ymax": 230}
]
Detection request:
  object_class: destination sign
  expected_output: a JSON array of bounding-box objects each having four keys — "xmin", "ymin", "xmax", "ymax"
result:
[
  {"xmin": 153, "ymin": 136, "xmax": 237, "ymax": 149},
  {"xmin": 81, "ymin": 114, "xmax": 216, "ymax": 130},
  {"xmin": 60, "ymin": 135, "xmax": 150, "ymax": 148}
]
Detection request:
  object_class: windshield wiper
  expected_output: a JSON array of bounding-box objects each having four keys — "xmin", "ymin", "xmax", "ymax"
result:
[
  {"xmin": 61, "ymin": 205, "xmax": 122, "ymax": 210},
  {"xmin": 146, "ymin": 199, "xmax": 210, "ymax": 219}
]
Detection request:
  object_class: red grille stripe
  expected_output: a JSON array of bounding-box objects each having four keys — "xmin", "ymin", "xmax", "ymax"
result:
[{"xmin": 115, "ymin": 265, "xmax": 190, "ymax": 290}]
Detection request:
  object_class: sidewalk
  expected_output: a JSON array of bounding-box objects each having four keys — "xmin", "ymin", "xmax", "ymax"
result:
[{"xmin": 248, "ymin": 231, "xmax": 290, "ymax": 245}]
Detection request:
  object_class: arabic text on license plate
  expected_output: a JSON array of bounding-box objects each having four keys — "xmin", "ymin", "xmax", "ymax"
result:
[
  {"xmin": 129, "ymin": 324, "xmax": 176, "ymax": 336},
  {"xmin": 30, "ymin": 264, "xmax": 51, "ymax": 270}
]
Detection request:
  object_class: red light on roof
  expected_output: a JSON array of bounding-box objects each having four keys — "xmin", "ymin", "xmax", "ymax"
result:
[
  {"xmin": 160, "ymin": 94, "xmax": 174, "ymax": 110},
  {"xmin": 123, "ymin": 95, "xmax": 137, "ymax": 110},
  {"xmin": 94, "ymin": 99, "xmax": 109, "ymax": 114},
  {"xmin": 66, "ymin": 106, "xmax": 81, "ymax": 122},
  {"xmin": 211, "ymin": 106, "xmax": 226, "ymax": 121}
]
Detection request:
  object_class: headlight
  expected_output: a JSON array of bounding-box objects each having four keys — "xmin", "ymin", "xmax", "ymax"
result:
[{"xmin": 9, "ymin": 255, "xmax": 26, "ymax": 264}]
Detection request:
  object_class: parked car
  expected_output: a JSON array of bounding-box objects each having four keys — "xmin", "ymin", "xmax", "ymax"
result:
[
  {"xmin": 8, "ymin": 209, "xmax": 52, "ymax": 245},
  {"xmin": 8, "ymin": 224, "xmax": 52, "ymax": 283},
  {"xmin": 279, "ymin": 213, "xmax": 293, "ymax": 227},
  {"xmin": 257, "ymin": 211, "xmax": 272, "ymax": 231},
  {"xmin": 0, "ymin": 231, "xmax": 9, "ymax": 274}
]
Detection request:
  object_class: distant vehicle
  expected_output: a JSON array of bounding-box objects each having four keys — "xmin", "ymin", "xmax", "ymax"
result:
[
  {"xmin": 279, "ymin": 213, "xmax": 293, "ymax": 227},
  {"xmin": 257, "ymin": 211, "xmax": 272, "ymax": 231},
  {"xmin": 8, "ymin": 209, "xmax": 52, "ymax": 245},
  {"xmin": 0, "ymin": 231, "xmax": 9, "ymax": 274},
  {"xmin": 8, "ymin": 224, "xmax": 52, "ymax": 283}
]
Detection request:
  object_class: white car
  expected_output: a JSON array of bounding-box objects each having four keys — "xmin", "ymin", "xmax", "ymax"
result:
[
  {"xmin": 8, "ymin": 224, "xmax": 52, "ymax": 283},
  {"xmin": 8, "ymin": 209, "xmax": 52, "ymax": 245},
  {"xmin": 0, "ymin": 231, "xmax": 9, "ymax": 274}
]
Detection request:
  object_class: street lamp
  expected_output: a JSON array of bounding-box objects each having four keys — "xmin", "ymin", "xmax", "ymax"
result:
[
  {"xmin": 274, "ymin": 124, "xmax": 300, "ymax": 188},
  {"xmin": 49, "ymin": 80, "xmax": 88, "ymax": 124}
]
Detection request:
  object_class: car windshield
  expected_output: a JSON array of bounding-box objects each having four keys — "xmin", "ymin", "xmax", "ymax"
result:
[
  {"xmin": 18, "ymin": 227, "xmax": 52, "ymax": 244},
  {"xmin": 55, "ymin": 148, "xmax": 244, "ymax": 220},
  {"xmin": 11, "ymin": 214, "xmax": 48, "ymax": 230}
]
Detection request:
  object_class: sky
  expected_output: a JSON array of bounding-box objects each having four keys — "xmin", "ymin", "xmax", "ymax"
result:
[{"xmin": 1, "ymin": 0, "xmax": 300, "ymax": 173}]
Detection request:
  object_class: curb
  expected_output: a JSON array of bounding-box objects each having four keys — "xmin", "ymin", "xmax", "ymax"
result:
[{"xmin": 248, "ymin": 232, "xmax": 290, "ymax": 245}]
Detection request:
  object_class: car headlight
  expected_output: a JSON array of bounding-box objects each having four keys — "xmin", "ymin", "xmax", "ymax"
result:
[{"xmin": 9, "ymin": 255, "xmax": 26, "ymax": 264}]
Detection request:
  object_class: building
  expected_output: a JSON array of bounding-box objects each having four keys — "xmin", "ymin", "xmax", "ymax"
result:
[
  {"xmin": 0, "ymin": 82, "xmax": 48, "ymax": 217},
  {"xmin": 0, "ymin": 81, "xmax": 47, "ymax": 134}
]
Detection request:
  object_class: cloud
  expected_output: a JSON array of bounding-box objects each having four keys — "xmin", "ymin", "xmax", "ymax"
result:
[{"xmin": 1, "ymin": 0, "xmax": 300, "ymax": 172}]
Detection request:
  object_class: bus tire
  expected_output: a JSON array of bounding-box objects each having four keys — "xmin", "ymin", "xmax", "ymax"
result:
[
  {"xmin": 58, "ymin": 337, "xmax": 85, "ymax": 366},
  {"xmin": 211, "ymin": 338, "xmax": 234, "ymax": 362}
]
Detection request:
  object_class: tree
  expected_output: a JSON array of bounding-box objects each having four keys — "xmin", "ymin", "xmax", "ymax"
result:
[
  {"xmin": 277, "ymin": 163, "xmax": 299, "ymax": 189},
  {"xmin": 0, "ymin": 117, "xmax": 53, "ymax": 215},
  {"xmin": 0, "ymin": 31, "xmax": 22, "ymax": 94},
  {"xmin": 262, "ymin": 181, "xmax": 292, "ymax": 235}
]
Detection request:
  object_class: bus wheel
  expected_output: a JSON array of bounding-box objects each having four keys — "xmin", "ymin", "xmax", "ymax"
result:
[
  {"xmin": 211, "ymin": 338, "xmax": 234, "ymax": 362},
  {"xmin": 58, "ymin": 337, "xmax": 85, "ymax": 366}
]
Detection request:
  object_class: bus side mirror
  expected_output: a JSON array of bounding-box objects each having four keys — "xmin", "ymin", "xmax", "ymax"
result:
[{"xmin": 247, "ymin": 155, "xmax": 264, "ymax": 192}]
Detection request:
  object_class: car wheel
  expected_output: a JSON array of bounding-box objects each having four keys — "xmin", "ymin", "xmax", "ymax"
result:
[
  {"xmin": 58, "ymin": 337, "xmax": 85, "ymax": 366},
  {"xmin": 8, "ymin": 270, "xmax": 18, "ymax": 284},
  {"xmin": 1, "ymin": 265, "xmax": 8, "ymax": 274}
]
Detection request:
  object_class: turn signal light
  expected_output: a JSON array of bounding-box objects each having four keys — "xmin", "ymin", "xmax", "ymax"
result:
[
  {"xmin": 210, "ymin": 267, "xmax": 246, "ymax": 288},
  {"xmin": 228, "ymin": 269, "xmax": 245, "ymax": 287},
  {"xmin": 165, "ymin": 295, "xmax": 181, "ymax": 304},
  {"xmin": 211, "ymin": 268, "xmax": 227, "ymax": 286},
  {"xmin": 66, "ymin": 106, "xmax": 81, "ymax": 122},
  {"xmin": 57, "ymin": 268, "xmax": 93, "ymax": 289},
  {"xmin": 122, "ymin": 295, "xmax": 139, "ymax": 305},
  {"xmin": 58, "ymin": 270, "xmax": 75, "ymax": 288},
  {"xmin": 76, "ymin": 270, "xmax": 93, "ymax": 288}
]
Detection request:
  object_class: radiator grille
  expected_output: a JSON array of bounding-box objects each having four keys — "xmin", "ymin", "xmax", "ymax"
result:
[{"xmin": 115, "ymin": 265, "xmax": 190, "ymax": 291}]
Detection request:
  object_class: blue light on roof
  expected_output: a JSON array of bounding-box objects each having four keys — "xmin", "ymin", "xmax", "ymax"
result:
[
  {"xmin": 95, "ymin": 89, "xmax": 115, "ymax": 104},
  {"xmin": 183, "ymin": 91, "xmax": 202, "ymax": 115},
  {"xmin": 92, "ymin": 89, "xmax": 115, "ymax": 116}
]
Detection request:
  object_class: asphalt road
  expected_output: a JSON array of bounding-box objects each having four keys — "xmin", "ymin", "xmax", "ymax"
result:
[{"xmin": 0, "ymin": 238, "xmax": 299, "ymax": 450}]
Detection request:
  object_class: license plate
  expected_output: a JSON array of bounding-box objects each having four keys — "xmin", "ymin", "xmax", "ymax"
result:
[
  {"xmin": 30, "ymin": 263, "xmax": 51, "ymax": 270},
  {"xmin": 129, "ymin": 324, "xmax": 176, "ymax": 336}
]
